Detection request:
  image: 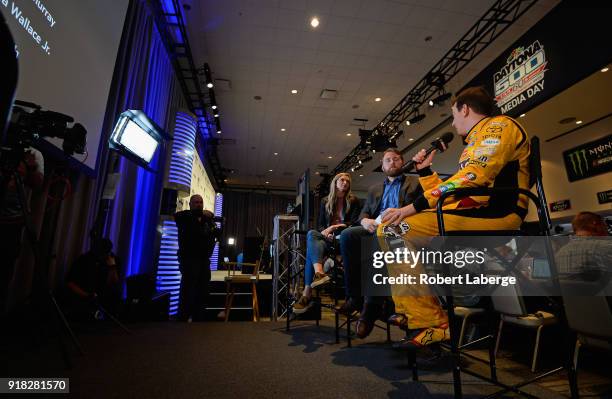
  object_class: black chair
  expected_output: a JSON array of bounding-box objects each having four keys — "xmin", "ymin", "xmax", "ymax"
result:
[
  {"xmin": 561, "ymin": 279, "xmax": 612, "ymax": 398},
  {"xmin": 422, "ymin": 136, "xmax": 575, "ymax": 398}
]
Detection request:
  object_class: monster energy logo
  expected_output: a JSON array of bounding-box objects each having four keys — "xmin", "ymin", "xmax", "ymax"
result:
[{"xmin": 568, "ymin": 149, "xmax": 589, "ymax": 177}]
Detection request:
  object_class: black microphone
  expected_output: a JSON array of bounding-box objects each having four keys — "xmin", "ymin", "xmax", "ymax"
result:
[{"xmin": 400, "ymin": 132, "xmax": 454, "ymax": 174}]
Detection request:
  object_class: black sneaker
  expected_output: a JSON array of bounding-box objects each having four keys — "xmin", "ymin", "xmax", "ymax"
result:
[
  {"xmin": 310, "ymin": 272, "xmax": 331, "ymax": 288},
  {"xmin": 293, "ymin": 295, "xmax": 312, "ymax": 314}
]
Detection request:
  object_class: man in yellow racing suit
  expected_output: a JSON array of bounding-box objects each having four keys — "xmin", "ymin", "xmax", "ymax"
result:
[{"xmin": 365, "ymin": 86, "xmax": 530, "ymax": 348}]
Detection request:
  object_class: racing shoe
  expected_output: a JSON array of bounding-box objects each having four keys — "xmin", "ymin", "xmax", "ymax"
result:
[{"xmin": 395, "ymin": 323, "xmax": 450, "ymax": 349}]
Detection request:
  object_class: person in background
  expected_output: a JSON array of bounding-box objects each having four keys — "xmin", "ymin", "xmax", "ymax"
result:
[
  {"xmin": 65, "ymin": 238, "xmax": 121, "ymax": 320},
  {"xmin": 0, "ymin": 147, "xmax": 44, "ymax": 315},
  {"xmin": 174, "ymin": 194, "xmax": 220, "ymax": 322},
  {"xmin": 556, "ymin": 211, "xmax": 611, "ymax": 280}
]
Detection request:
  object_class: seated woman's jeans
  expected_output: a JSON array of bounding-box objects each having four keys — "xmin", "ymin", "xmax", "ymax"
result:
[{"xmin": 305, "ymin": 230, "xmax": 332, "ymax": 286}]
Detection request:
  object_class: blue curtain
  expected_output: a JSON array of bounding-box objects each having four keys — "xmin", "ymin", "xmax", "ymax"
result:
[{"xmin": 97, "ymin": 0, "xmax": 185, "ymax": 277}]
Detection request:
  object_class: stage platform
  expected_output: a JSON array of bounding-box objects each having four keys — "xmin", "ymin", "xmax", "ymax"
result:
[{"xmin": 211, "ymin": 270, "xmax": 273, "ymax": 281}]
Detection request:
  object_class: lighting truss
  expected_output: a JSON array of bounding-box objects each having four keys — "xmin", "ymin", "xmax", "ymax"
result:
[
  {"xmin": 317, "ymin": 0, "xmax": 538, "ymax": 194},
  {"xmin": 149, "ymin": 0, "xmax": 226, "ymax": 187}
]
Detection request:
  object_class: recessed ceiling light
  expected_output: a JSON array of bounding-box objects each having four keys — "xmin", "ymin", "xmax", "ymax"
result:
[
  {"xmin": 519, "ymin": 114, "xmax": 526, "ymax": 118},
  {"xmin": 602, "ymin": 67, "xmax": 609, "ymax": 73},
  {"xmin": 310, "ymin": 17, "xmax": 319, "ymax": 28},
  {"xmin": 359, "ymin": 174, "xmax": 363, "ymax": 177},
  {"xmin": 406, "ymin": 121, "xmax": 411, "ymax": 126},
  {"xmin": 214, "ymin": 113, "xmax": 219, "ymax": 118},
  {"xmin": 375, "ymin": 97, "xmax": 381, "ymax": 102},
  {"xmin": 408, "ymin": 138, "xmax": 414, "ymax": 141},
  {"xmin": 291, "ymin": 89, "xmax": 298, "ymax": 94},
  {"xmin": 207, "ymin": 83, "xmax": 213, "ymax": 88},
  {"xmin": 346, "ymin": 133, "xmax": 352, "ymax": 136},
  {"xmin": 315, "ymin": 171, "xmax": 319, "ymax": 175},
  {"xmin": 281, "ymin": 128, "xmax": 286, "ymax": 132},
  {"xmin": 269, "ymin": 169, "xmax": 273, "ymax": 172},
  {"xmin": 216, "ymin": 130, "xmax": 222, "ymax": 134},
  {"xmin": 576, "ymin": 120, "xmax": 583, "ymax": 124},
  {"xmin": 211, "ymin": 105, "xmax": 217, "ymax": 110},
  {"xmin": 273, "ymin": 152, "xmax": 278, "ymax": 156},
  {"xmin": 265, "ymin": 181, "xmax": 270, "ymax": 184},
  {"xmin": 328, "ymin": 156, "xmax": 333, "ymax": 159}
]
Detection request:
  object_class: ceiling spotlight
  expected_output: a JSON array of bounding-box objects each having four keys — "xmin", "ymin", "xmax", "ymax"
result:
[
  {"xmin": 375, "ymin": 97, "xmax": 381, "ymax": 102},
  {"xmin": 602, "ymin": 67, "xmax": 609, "ymax": 73},
  {"xmin": 576, "ymin": 120, "xmax": 583, "ymax": 124},
  {"xmin": 346, "ymin": 133, "xmax": 352, "ymax": 136},
  {"xmin": 310, "ymin": 17, "xmax": 319, "ymax": 28},
  {"xmin": 519, "ymin": 113, "xmax": 526, "ymax": 118},
  {"xmin": 265, "ymin": 181, "xmax": 270, "ymax": 184},
  {"xmin": 203, "ymin": 63, "xmax": 214, "ymax": 89},
  {"xmin": 273, "ymin": 152, "xmax": 278, "ymax": 156},
  {"xmin": 291, "ymin": 89, "xmax": 298, "ymax": 94},
  {"xmin": 408, "ymin": 138, "xmax": 414, "ymax": 141},
  {"xmin": 359, "ymin": 174, "xmax": 363, "ymax": 177},
  {"xmin": 407, "ymin": 113, "xmax": 426, "ymax": 125},
  {"xmin": 217, "ymin": 130, "xmax": 222, "ymax": 134},
  {"xmin": 429, "ymin": 92, "xmax": 452, "ymax": 107},
  {"xmin": 351, "ymin": 167, "xmax": 355, "ymax": 172},
  {"xmin": 214, "ymin": 113, "xmax": 219, "ymax": 118},
  {"xmin": 269, "ymin": 169, "xmax": 273, "ymax": 172},
  {"xmin": 328, "ymin": 155, "xmax": 333, "ymax": 159},
  {"xmin": 281, "ymin": 128, "xmax": 286, "ymax": 132},
  {"xmin": 358, "ymin": 160, "xmax": 362, "ymax": 165},
  {"xmin": 209, "ymin": 90, "xmax": 218, "ymax": 110}
]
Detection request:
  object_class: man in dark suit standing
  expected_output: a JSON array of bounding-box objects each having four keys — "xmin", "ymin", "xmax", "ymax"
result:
[
  {"xmin": 338, "ymin": 149, "xmax": 422, "ymax": 337},
  {"xmin": 174, "ymin": 194, "xmax": 220, "ymax": 321}
]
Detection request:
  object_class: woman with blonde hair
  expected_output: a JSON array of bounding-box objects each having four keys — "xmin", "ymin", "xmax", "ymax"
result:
[{"xmin": 293, "ymin": 173, "xmax": 361, "ymax": 313}]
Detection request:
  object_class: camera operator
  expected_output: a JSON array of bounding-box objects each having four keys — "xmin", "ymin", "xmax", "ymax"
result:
[
  {"xmin": 0, "ymin": 147, "xmax": 44, "ymax": 314},
  {"xmin": 174, "ymin": 194, "xmax": 220, "ymax": 322},
  {"xmin": 64, "ymin": 238, "xmax": 122, "ymax": 320}
]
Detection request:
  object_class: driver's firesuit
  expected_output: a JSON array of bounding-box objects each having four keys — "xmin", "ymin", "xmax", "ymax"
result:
[{"xmin": 376, "ymin": 114, "xmax": 530, "ymax": 346}]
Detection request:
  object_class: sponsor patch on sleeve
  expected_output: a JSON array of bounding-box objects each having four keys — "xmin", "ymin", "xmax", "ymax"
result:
[{"xmin": 482, "ymin": 138, "xmax": 501, "ymax": 146}]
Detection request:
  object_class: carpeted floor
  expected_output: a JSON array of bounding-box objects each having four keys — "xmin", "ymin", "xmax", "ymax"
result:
[{"xmin": 5, "ymin": 316, "xmax": 611, "ymax": 399}]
